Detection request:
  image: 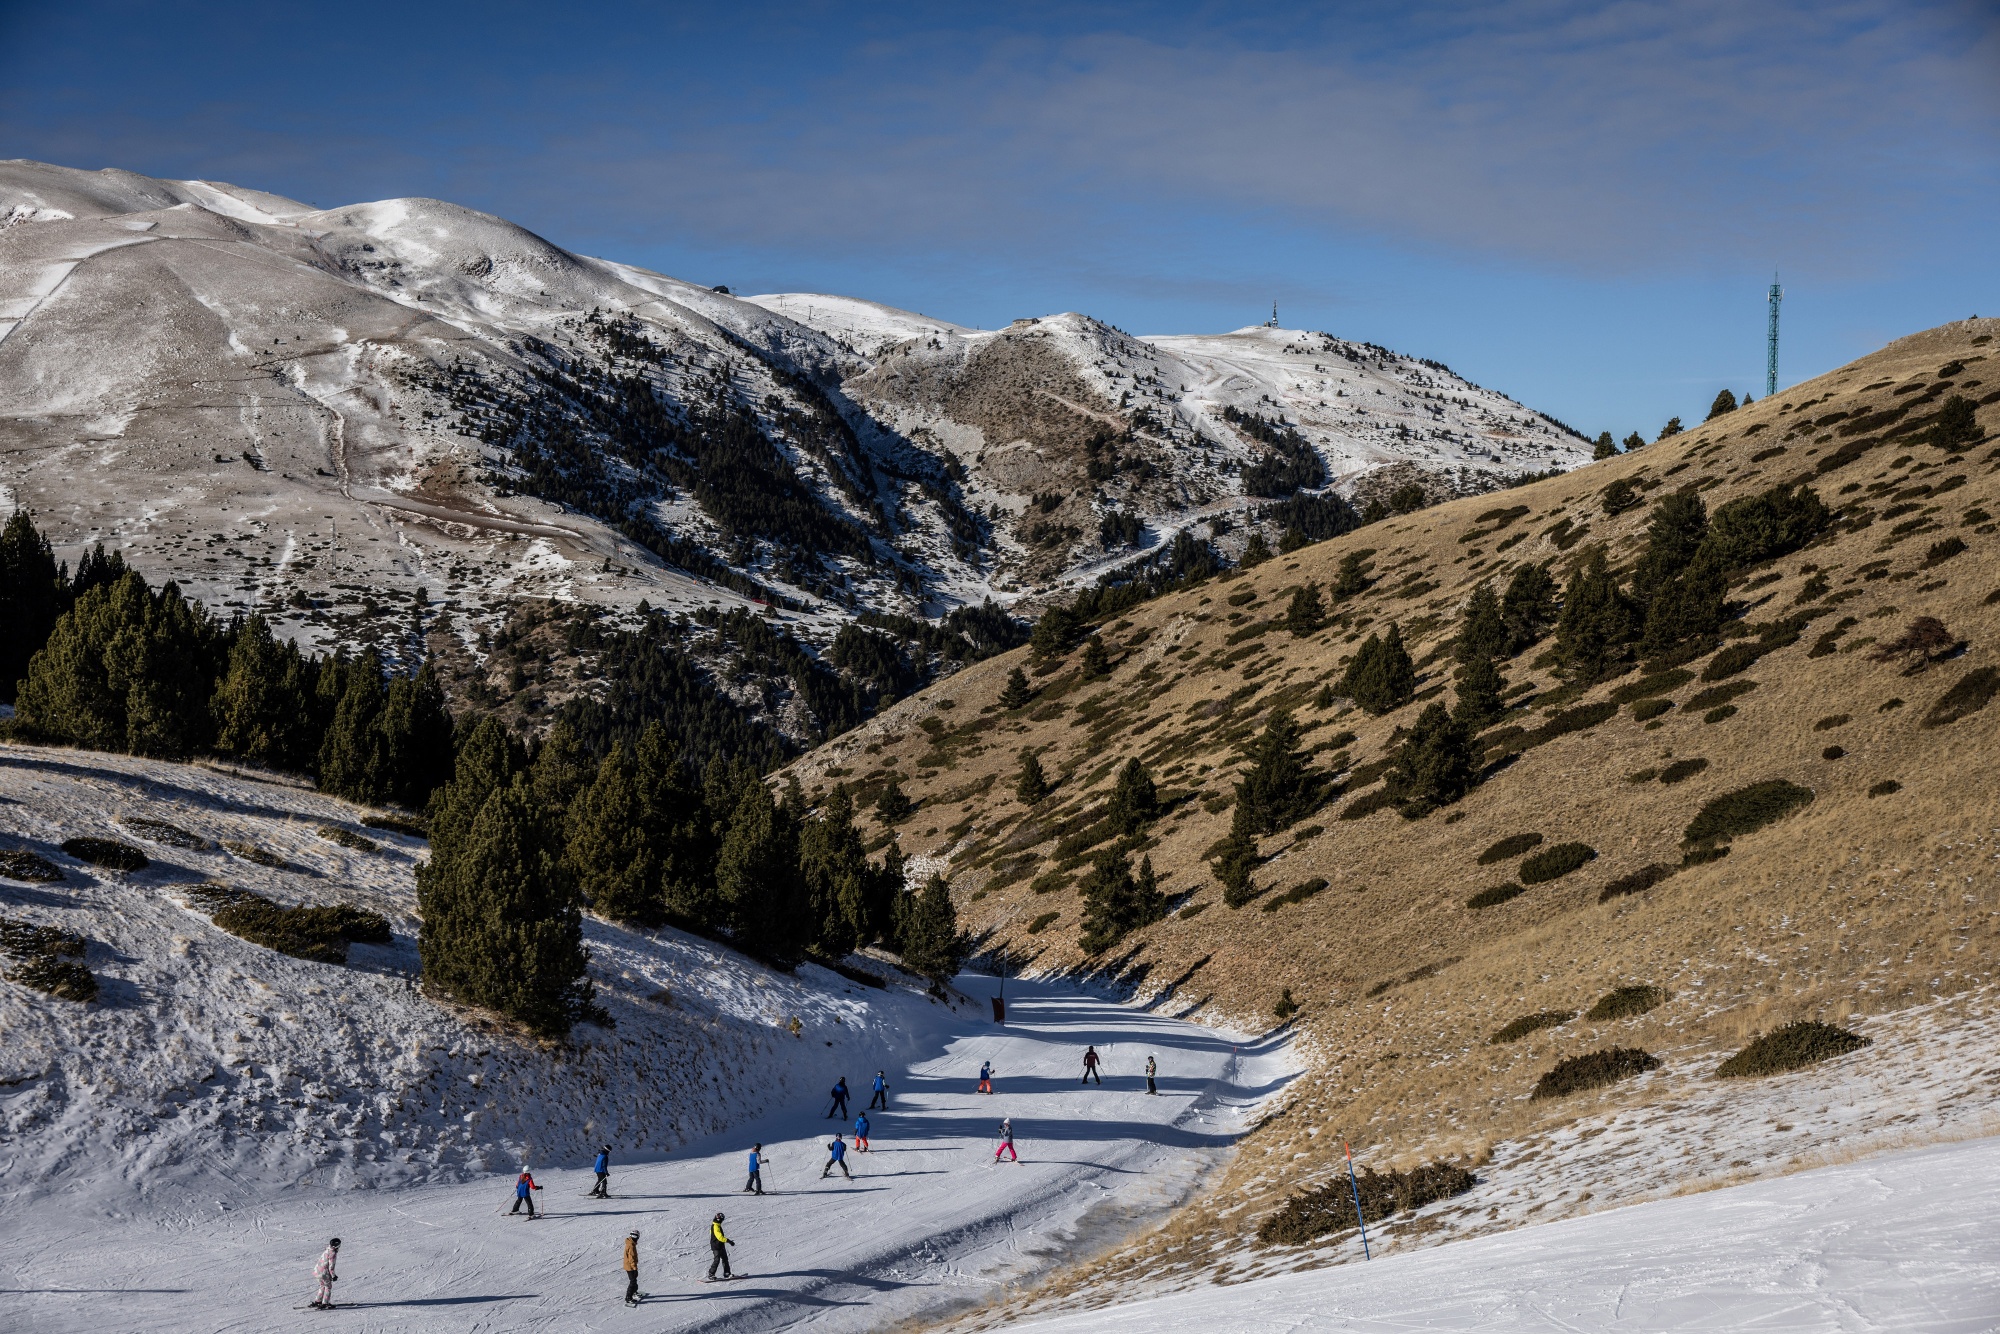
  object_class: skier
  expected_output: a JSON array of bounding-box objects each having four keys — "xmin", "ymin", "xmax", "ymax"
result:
[
  {"xmin": 1145, "ymin": 1055, "xmax": 1158, "ymax": 1095},
  {"xmin": 1081, "ymin": 1045, "xmax": 1102, "ymax": 1085},
  {"xmin": 622, "ymin": 1230, "xmax": 641, "ymax": 1306},
  {"xmin": 977, "ymin": 1060, "xmax": 993, "ymax": 1094},
  {"xmin": 308, "ymin": 1237, "xmax": 340, "ymax": 1309},
  {"xmin": 590, "ymin": 1145, "xmax": 611, "ymax": 1198},
  {"xmin": 511, "ymin": 1165, "xmax": 542, "ymax": 1217},
  {"xmin": 994, "ymin": 1118, "xmax": 1018, "ymax": 1162},
  {"xmin": 868, "ymin": 1070, "xmax": 889, "ymax": 1110},
  {"xmin": 744, "ymin": 1143, "xmax": 764, "ymax": 1195},
  {"xmin": 854, "ymin": 1113, "xmax": 871, "ymax": 1152},
  {"xmin": 825, "ymin": 1076, "xmax": 850, "ymax": 1119},
  {"xmin": 821, "ymin": 1133, "xmax": 852, "ymax": 1179},
  {"xmin": 707, "ymin": 1212, "xmax": 734, "ymax": 1280}
]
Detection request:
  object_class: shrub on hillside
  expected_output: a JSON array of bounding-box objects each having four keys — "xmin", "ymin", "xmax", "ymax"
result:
[
  {"xmin": 1609, "ymin": 669, "xmax": 1693, "ymax": 704},
  {"xmin": 222, "ymin": 839, "xmax": 286, "ymax": 868},
  {"xmin": 1476, "ymin": 833, "xmax": 1543, "ymax": 865},
  {"xmin": 59, "ymin": 837, "xmax": 148, "ymax": 871},
  {"xmin": 1658, "ymin": 757, "xmax": 1709, "ymax": 784},
  {"xmin": 1585, "ymin": 985, "xmax": 1667, "ymax": 1021},
  {"xmin": 0, "ymin": 916, "xmax": 95, "ymax": 1002},
  {"xmin": 1532, "ymin": 701, "xmax": 1619, "ymax": 745},
  {"xmin": 316, "ymin": 825, "xmax": 379, "ymax": 853},
  {"xmin": 1868, "ymin": 780, "xmax": 1902, "ymax": 797},
  {"xmin": 0, "ymin": 849, "xmax": 64, "ymax": 882},
  {"xmin": 1261, "ymin": 878, "xmax": 1329, "ymax": 913},
  {"xmin": 1868, "ymin": 616, "xmax": 1959, "ymax": 673},
  {"xmin": 1685, "ymin": 680, "xmax": 1758, "ymax": 711},
  {"xmin": 1599, "ymin": 864, "xmax": 1678, "ymax": 902},
  {"xmin": 1338, "ymin": 787, "xmax": 1398, "ymax": 822},
  {"xmin": 1530, "ymin": 1047, "xmax": 1660, "ymax": 1099},
  {"xmin": 363, "ymin": 813, "xmax": 429, "ymax": 838},
  {"xmin": 199, "ymin": 886, "xmax": 392, "ymax": 965},
  {"xmin": 119, "ymin": 817, "xmax": 207, "ymax": 849},
  {"xmin": 1683, "ymin": 780, "xmax": 1815, "ymax": 848},
  {"xmin": 1466, "ymin": 882, "xmax": 1526, "ymax": 910},
  {"xmin": 1489, "ymin": 1010, "xmax": 1574, "ymax": 1043},
  {"xmin": 1025, "ymin": 911, "xmax": 1059, "ymax": 935},
  {"xmin": 1922, "ymin": 666, "xmax": 1999, "ymax": 728},
  {"xmin": 1631, "ymin": 698, "xmax": 1674, "ymax": 722},
  {"xmin": 1703, "ymin": 483, "xmax": 1831, "ymax": 570},
  {"xmin": 1716, "ymin": 1021, "xmax": 1871, "ymax": 1078},
  {"xmin": 1519, "ymin": 842, "xmax": 1596, "ymax": 884},
  {"xmin": 1700, "ymin": 644, "xmax": 1760, "ymax": 681},
  {"xmin": 1256, "ymin": 1162, "xmax": 1477, "ymax": 1246}
]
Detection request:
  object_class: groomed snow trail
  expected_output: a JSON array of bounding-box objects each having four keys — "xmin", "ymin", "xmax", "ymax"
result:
[
  {"xmin": 0, "ymin": 977, "xmax": 1296, "ymax": 1333},
  {"xmin": 1003, "ymin": 1133, "xmax": 2000, "ymax": 1334}
]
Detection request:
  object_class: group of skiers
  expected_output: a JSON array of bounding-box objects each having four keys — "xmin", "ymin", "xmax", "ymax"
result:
[{"xmin": 305, "ymin": 1046, "xmax": 1159, "ymax": 1309}]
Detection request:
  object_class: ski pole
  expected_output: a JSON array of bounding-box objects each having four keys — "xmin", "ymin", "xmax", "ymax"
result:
[{"xmin": 1344, "ymin": 1140, "xmax": 1370, "ymax": 1260}]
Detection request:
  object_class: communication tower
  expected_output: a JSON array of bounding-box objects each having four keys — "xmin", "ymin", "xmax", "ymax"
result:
[{"xmin": 1265, "ymin": 302, "xmax": 1279, "ymax": 328}]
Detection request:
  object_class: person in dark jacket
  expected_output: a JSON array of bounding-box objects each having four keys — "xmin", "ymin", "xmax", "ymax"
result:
[
  {"xmin": 591, "ymin": 1145, "xmax": 611, "ymax": 1198},
  {"xmin": 707, "ymin": 1213, "xmax": 733, "ymax": 1280},
  {"xmin": 821, "ymin": 1134, "xmax": 852, "ymax": 1179},
  {"xmin": 1145, "ymin": 1056, "xmax": 1158, "ymax": 1095},
  {"xmin": 1081, "ymin": 1046, "xmax": 1102, "ymax": 1085},
  {"xmin": 868, "ymin": 1070, "xmax": 889, "ymax": 1110},
  {"xmin": 744, "ymin": 1144, "xmax": 764, "ymax": 1195},
  {"xmin": 825, "ymin": 1077, "xmax": 849, "ymax": 1118}
]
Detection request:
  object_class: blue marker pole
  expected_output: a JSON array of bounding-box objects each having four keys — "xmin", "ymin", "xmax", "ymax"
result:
[{"xmin": 1344, "ymin": 1140, "xmax": 1371, "ymax": 1260}]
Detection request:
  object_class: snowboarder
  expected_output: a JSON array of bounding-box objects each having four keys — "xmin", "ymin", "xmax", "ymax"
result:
[
  {"xmin": 707, "ymin": 1212, "xmax": 734, "ymax": 1280},
  {"xmin": 309, "ymin": 1237, "xmax": 340, "ymax": 1309},
  {"xmin": 622, "ymin": 1230, "xmax": 642, "ymax": 1306},
  {"xmin": 825, "ymin": 1076, "xmax": 849, "ymax": 1119},
  {"xmin": 511, "ymin": 1166, "xmax": 542, "ymax": 1217},
  {"xmin": 868, "ymin": 1070, "xmax": 889, "ymax": 1110},
  {"xmin": 1081, "ymin": 1046, "xmax": 1102, "ymax": 1085},
  {"xmin": 821, "ymin": 1133, "xmax": 852, "ymax": 1179},
  {"xmin": 854, "ymin": 1113, "xmax": 871, "ymax": 1151},
  {"xmin": 744, "ymin": 1143, "xmax": 764, "ymax": 1195},
  {"xmin": 1145, "ymin": 1055, "xmax": 1158, "ymax": 1095},
  {"xmin": 994, "ymin": 1118, "xmax": 1017, "ymax": 1162},
  {"xmin": 977, "ymin": 1060, "xmax": 993, "ymax": 1094},
  {"xmin": 590, "ymin": 1145, "xmax": 611, "ymax": 1198}
]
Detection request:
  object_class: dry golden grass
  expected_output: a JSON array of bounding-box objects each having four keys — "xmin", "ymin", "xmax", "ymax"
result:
[{"xmin": 786, "ymin": 317, "xmax": 2000, "ymax": 1289}]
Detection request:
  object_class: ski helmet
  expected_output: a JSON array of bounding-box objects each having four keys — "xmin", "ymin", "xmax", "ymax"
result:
[
  {"xmin": 329, "ymin": 1238, "xmax": 341, "ymax": 1248},
  {"xmin": 629, "ymin": 1230, "xmax": 640, "ymax": 1239},
  {"xmin": 714, "ymin": 1211, "xmax": 725, "ymax": 1222}
]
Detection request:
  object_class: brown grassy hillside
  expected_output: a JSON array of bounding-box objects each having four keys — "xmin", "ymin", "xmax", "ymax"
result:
[{"xmin": 787, "ymin": 318, "xmax": 2000, "ymax": 1284}]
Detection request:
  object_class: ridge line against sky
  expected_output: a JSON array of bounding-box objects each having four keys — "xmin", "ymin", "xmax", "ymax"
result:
[{"xmin": 2, "ymin": 0, "xmax": 1995, "ymax": 436}]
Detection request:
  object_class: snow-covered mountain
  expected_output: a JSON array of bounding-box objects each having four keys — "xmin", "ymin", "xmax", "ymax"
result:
[{"xmin": 0, "ymin": 160, "xmax": 1587, "ymax": 659}]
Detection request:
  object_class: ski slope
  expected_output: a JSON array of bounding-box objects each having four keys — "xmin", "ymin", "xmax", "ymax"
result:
[
  {"xmin": 0, "ymin": 973, "xmax": 1296, "ymax": 1332},
  {"xmin": 1002, "ymin": 1133, "xmax": 2000, "ymax": 1334}
]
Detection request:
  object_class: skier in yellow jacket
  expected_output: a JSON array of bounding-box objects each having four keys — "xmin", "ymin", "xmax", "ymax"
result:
[{"xmin": 706, "ymin": 1212, "xmax": 734, "ymax": 1280}]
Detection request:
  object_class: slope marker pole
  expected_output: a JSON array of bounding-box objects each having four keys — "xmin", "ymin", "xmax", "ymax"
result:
[{"xmin": 1344, "ymin": 1140, "xmax": 1371, "ymax": 1260}]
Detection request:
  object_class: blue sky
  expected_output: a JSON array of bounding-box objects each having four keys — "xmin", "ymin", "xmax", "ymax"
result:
[{"xmin": 3, "ymin": 1, "xmax": 1994, "ymax": 437}]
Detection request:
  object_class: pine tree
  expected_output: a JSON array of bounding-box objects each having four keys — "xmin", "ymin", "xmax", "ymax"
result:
[
  {"xmin": 427, "ymin": 717, "xmax": 528, "ymax": 850},
  {"xmin": 1592, "ymin": 432, "xmax": 1617, "ymax": 460},
  {"xmin": 1622, "ymin": 431, "xmax": 1646, "ymax": 452},
  {"xmin": 998, "ymin": 666, "xmax": 1033, "ymax": 710},
  {"xmin": 211, "ymin": 614, "xmax": 317, "ymax": 772},
  {"xmin": 0, "ymin": 511, "xmax": 65, "ymax": 706},
  {"xmin": 377, "ymin": 663, "xmax": 456, "ymax": 808},
  {"xmin": 1385, "ymin": 702, "xmax": 1477, "ymax": 817},
  {"xmin": 1629, "ymin": 491, "xmax": 1709, "ymax": 611},
  {"xmin": 1337, "ymin": 623, "xmax": 1415, "ymax": 715},
  {"xmin": 318, "ymin": 651, "xmax": 388, "ymax": 802},
  {"xmin": 715, "ymin": 778, "xmax": 809, "ymax": 967},
  {"xmin": 798, "ymin": 784, "xmax": 873, "ymax": 956},
  {"xmin": 1211, "ymin": 804, "xmax": 1260, "ymax": 906},
  {"xmin": 1555, "ymin": 548, "xmax": 1639, "ymax": 683},
  {"xmin": 1926, "ymin": 395, "xmax": 1979, "ymax": 452},
  {"xmin": 1332, "ymin": 552, "xmax": 1371, "ymax": 597},
  {"xmin": 1639, "ymin": 549, "xmax": 1728, "ymax": 656},
  {"xmin": 898, "ymin": 873, "xmax": 965, "ymax": 988},
  {"xmin": 875, "ymin": 778, "xmax": 915, "ymax": 824},
  {"xmin": 636, "ymin": 723, "xmax": 722, "ymax": 929},
  {"xmin": 1277, "ymin": 526, "xmax": 1308, "ymax": 553},
  {"xmin": 1500, "ymin": 563, "xmax": 1558, "ymax": 654},
  {"xmin": 1706, "ymin": 389, "xmax": 1738, "ymax": 421},
  {"xmin": 527, "ymin": 718, "xmax": 594, "ymax": 816},
  {"xmin": 1014, "ymin": 749, "xmax": 1050, "ymax": 804},
  {"xmin": 1285, "ymin": 583, "xmax": 1325, "ymax": 637},
  {"xmin": 1657, "ymin": 416, "xmax": 1684, "ymax": 440},
  {"xmin": 416, "ymin": 774, "xmax": 595, "ymax": 1037},
  {"xmin": 1080, "ymin": 634, "xmax": 1112, "ymax": 679},
  {"xmin": 1235, "ymin": 710, "xmax": 1315, "ymax": 833},
  {"xmin": 1456, "ymin": 582, "xmax": 1506, "ymax": 663},
  {"xmin": 1600, "ymin": 478, "xmax": 1642, "ymax": 516},
  {"xmin": 1078, "ymin": 848, "xmax": 1167, "ymax": 955},
  {"xmin": 1106, "ymin": 758, "xmax": 1159, "ymax": 833},
  {"xmin": 568, "ymin": 741, "xmax": 661, "ymax": 927},
  {"xmin": 1453, "ymin": 653, "xmax": 1507, "ymax": 729},
  {"xmin": 1239, "ymin": 531, "xmax": 1274, "ymax": 567}
]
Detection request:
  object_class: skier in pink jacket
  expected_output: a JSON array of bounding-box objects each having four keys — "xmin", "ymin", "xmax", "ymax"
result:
[{"xmin": 310, "ymin": 1238, "xmax": 341, "ymax": 1309}]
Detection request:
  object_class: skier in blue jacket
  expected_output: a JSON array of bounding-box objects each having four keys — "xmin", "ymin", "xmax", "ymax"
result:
[
  {"xmin": 821, "ymin": 1133, "xmax": 852, "ymax": 1180},
  {"xmin": 590, "ymin": 1145, "xmax": 611, "ymax": 1198},
  {"xmin": 868, "ymin": 1070, "xmax": 889, "ymax": 1110},
  {"xmin": 744, "ymin": 1143, "xmax": 764, "ymax": 1195},
  {"xmin": 825, "ymin": 1077, "xmax": 849, "ymax": 1119},
  {"xmin": 854, "ymin": 1113, "xmax": 871, "ymax": 1151}
]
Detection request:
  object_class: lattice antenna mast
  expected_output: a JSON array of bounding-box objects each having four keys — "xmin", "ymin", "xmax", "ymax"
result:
[{"xmin": 1766, "ymin": 273, "xmax": 1783, "ymax": 397}]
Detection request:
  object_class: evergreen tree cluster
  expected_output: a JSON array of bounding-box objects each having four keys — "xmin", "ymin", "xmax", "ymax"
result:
[
  {"xmin": 4, "ymin": 517, "xmax": 453, "ymax": 807},
  {"xmin": 1223, "ymin": 405, "xmax": 1328, "ymax": 498},
  {"xmin": 1337, "ymin": 624, "xmax": 1416, "ymax": 714}
]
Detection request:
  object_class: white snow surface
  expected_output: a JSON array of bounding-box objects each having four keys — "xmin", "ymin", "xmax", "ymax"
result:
[
  {"xmin": 0, "ymin": 743, "xmax": 1297, "ymax": 1332},
  {"xmin": 1004, "ymin": 1133, "xmax": 2000, "ymax": 1334}
]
